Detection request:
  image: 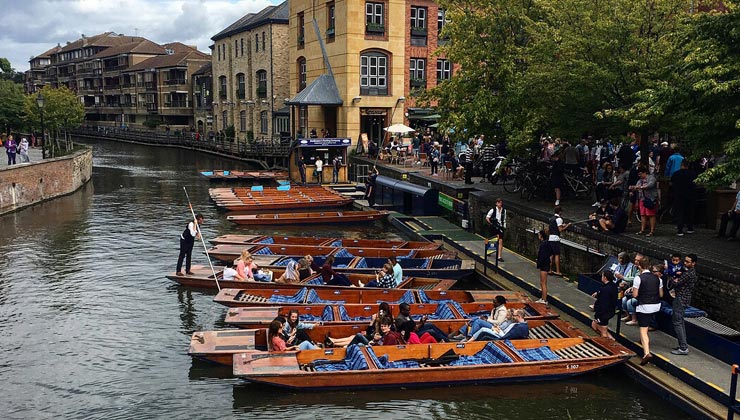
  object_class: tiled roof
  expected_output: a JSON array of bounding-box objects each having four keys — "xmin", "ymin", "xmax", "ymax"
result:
[
  {"xmin": 57, "ymin": 32, "xmax": 146, "ymax": 53},
  {"xmin": 90, "ymin": 39, "xmax": 166, "ymax": 59},
  {"xmin": 124, "ymin": 51, "xmax": 210, "ymax": 72},
  {"xmin": 287, "ymin": 74, "xmax": 343, "ymax": 106},
  {"xmin": 212, "ymin": 1, "xmax": 288, "ymax": 41},
  {"xmin": 32, "ymin": 45, "xmax": 61, "ymax": 60},
  {"xmin": 162, "ymin": 42, "xmax": 202, "ymax": 54},
  {"xmin": 192, "ymin": 62, "xmax": 212, "ymax": 76}
]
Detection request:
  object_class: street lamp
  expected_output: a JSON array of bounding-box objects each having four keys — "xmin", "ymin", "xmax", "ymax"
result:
[{"xmin": 36, "ymin": 93, "xmax": 46, "ymax": 159}]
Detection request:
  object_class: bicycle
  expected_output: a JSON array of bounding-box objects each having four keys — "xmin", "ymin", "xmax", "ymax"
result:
[{"xmin": 563, "ymin": 170, "xmax": 594, "ymax": 200}]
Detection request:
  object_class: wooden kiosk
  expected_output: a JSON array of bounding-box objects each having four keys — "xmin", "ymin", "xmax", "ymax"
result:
[{"xmin": 289, "ymin": 137, "xmax": 351, "ymax": 184}]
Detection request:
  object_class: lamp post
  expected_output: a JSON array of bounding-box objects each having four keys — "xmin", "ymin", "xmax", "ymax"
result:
[{"xmin": 36, "ymin": 93, "xmax": 46, "ymax": 159}]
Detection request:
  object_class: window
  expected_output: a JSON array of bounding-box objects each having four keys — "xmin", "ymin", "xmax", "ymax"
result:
[
  {"xmin": 360, "ymin": 51, "xmax": 388, "ymax": 95},
  {"xmin": 298, "ymin": 12, "xmax": 305, "ymax": 46},
  {"xmin": 240, "ymin": 38, "xmax": 244, "ymax": 56},
  {"xmin": 298, "ymin": 57, "xmax": 307, "ymax": 92},
  {"xmin": 411, "ymin": 7, "xmax": 427, "ymax": 31},
  {"xmin": 239, "ymin": 110, "xmax": 247, "ymax": 132},
  {"xmin": 255, "ymin": 34, "xmax": 259, "ymax": 52},
  {"xmin": 262, "ymin": 32, "xmax": 266, "ymax": 51},
  {"xmin": 236, "ymin": 73, "xmax": 245, "ymax": 99},
  {"xmin": 222, "ymin": 111, "xmax": 228, "ymax": 131},
  {"xmin": 218, "ymin": 75, "xmax": 227, "ymax": 99},
  {"xmin": 260, "ymin": 111, "xmax": 268, "ymax": 134},
  {"xmin": 410, "ymin": 58, "xmax": 426, "ymax": 88},
  {"xmin": 235, "ymin": 40, "xmax": 238, "ymax": 57},
  {"xmin": 256, "ymin": 70, "xmax": 267, "ymax": 98},
  {"xmin": 327, "ymin": 2, "xmax": 335, "ymax": 37},
  {"xmin": 365, "ymin": 2, "xmax": 384, "ymax": 34},
  {"xmin": 436, "ymin": 59, "xmax": 451, "ymax": 83},
  {"xmin": 438, "ymin": 9, "xmax": 447, "ymax": 36},
  {"xmin": 217, "ymin": 44, "xmax": 221, "ymax": 61},
  {"xmin": 299, "ymin": 106, "xmax": 308, "ymax": 136}
]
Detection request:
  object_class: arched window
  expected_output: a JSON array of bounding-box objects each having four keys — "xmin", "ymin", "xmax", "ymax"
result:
[
  {"xmin": 360, "ymin": 50, "xmax": 389, "ymax": 95},
  {"xmin": 218, "ymin": 76, "xmax": 227, "ymax": 99},
  {"xmin": 297, "ymin": 57, "xmax": 307, "ymax": 92},
  {"xmin": 236, "ymin": 73, "xmax": 245, "ymax": 99},
  {"xmin": 256, "ymin": 70, "xmax": 267, "ymax": 98}
]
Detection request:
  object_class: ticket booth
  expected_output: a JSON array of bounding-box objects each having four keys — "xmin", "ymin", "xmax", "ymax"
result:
[{"xmin": 289, "ymin": 138, "xmax": 352, "ymax": 184}]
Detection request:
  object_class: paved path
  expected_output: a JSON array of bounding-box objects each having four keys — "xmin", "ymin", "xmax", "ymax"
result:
[{"xmin": 0, "ymin": 147, "xmax": 44, "ymax": 168}]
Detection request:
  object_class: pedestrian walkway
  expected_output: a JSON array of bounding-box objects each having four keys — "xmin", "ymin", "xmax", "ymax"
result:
[
  {"xmin": 0, "ymin": 147, "xmax": 44, "ymax": 168},
  {"xmin": 388, "ymin": 212, "xmax": 736, "ymax": 420}
]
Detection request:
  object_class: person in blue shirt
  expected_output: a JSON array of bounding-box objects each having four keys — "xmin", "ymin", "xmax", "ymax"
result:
[{"xmin": 664, "ymin": 145, "xmax": 684, "ymax": 177}]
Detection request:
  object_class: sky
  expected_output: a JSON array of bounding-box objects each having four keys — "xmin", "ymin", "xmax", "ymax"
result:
[{"xmin": 0, "ymin": 0, "xmax": 279, "ymax": 72}]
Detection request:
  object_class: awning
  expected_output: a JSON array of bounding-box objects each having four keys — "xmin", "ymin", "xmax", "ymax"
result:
[
  {"xmin": 297, "ymin": 138, "xmax": 351, "ymax": 147},
  {"xmin": 286, "ymin": 74, "xmax": 343, "ymax": 106}
]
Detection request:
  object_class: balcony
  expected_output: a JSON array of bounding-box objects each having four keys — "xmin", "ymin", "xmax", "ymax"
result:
[
  {"xmin": 165, "ymin": 79, "xmax": 186, "ymax": 86},
  {"xmin": 326, "ymin": 27, "xmax": 335, "ymax": 38},
  {"xmin": 256, "ymin": 86, "xmax": 267, "ymax": 98},
  {"xmin": 146, "ymin": 103, "xmax": 158, "ymax": 113},
  {"xmin": 365, "ymin": 23, "xmax": 385, "ymax": 34},
  {"xmin": 411, "ymin": 26, "xmax": 427, "ymax": 37},
  {"xmin": 410, "ymin": 78, "xmax": 427, "ymax": 89},
  {"xmin": 144, "ymin": 81, "xmax": 156, "ymax": 91}
]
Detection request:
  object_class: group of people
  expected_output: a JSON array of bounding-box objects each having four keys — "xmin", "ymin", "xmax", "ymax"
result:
[
  {"xmin": 3, "ymin": 134, "xmax": 32, "ymax": 165},
  {"xmin": 295, "ymin": 152, "xmax": 344, "ymax": 186},
  {"xmin": 588, "ymin": 250, "xmax": 698, "ymax": 365}
]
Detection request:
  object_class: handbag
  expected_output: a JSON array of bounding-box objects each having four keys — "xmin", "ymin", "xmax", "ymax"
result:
[{"xmin": 643, "ymin": 198, "xmax": 656, "ymax": 209}]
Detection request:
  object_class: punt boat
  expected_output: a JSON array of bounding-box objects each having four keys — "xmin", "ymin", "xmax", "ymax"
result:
[
  {"xmin": 200, "ymin": 170, "xmax": 288, "ymax": 182},
  {"xmin": 205, "ymin": 244, "xmax": 451, "ymax": 261},
  {"xmin": 189, "ymin": 319, "xmax": 583, "ymax": 366},
  {"xmin": 231, "ymin": 337, "xmax": 633, "ymax": 389},
  {"xmin": 209, "ymin": 234, "xmax": 442, "ymax": 250},
  {"xmin": 227, "ymin": 210, "xmax": 388, "ymax": 225},
  {"xmin": 222, "ymin": 300, "xmax": 555, "ymax": 329},
  {"xmin": 210, "ymin": 186, "xmax": 353, "ymax": 211},
  {"xmin": 166, "ymin": 265, "xmax": 457, "ymax": 291}
]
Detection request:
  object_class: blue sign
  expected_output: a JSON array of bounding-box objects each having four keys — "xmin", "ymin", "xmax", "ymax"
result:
[{"xmin": 299, "ymin": 138, "xmax": 351, "ymax": 147}]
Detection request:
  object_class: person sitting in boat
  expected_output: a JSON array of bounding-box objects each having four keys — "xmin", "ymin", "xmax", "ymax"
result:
[
  {"xmin": 276, "ymin": 259, "xmax": 300, "ymax": 283},
  {"xmin": 321, "ymin": 255, "xmax": 352, "ymax": 286},
  {"xmin": 284, "ymin": 309, "xmax": 318, "ymax": 347},
  {"xmin": 371, "ymin": 317, "xmax": 405, "ymax": 346},
  {"xmin": 325, "ymin": 303, "xmax": 393, "ymax": 348},
  {"xmin": 222, "ymin": 260, "xmax": 244, "ymax": 281},
  {"xmin": 464, "ymin": 309, "xmax": 529, "ymax": 342},
  {"xmin": 364, "ymin": 263, "xmax": 395, "ymax": 288},
  {"xmin": 395, "ymin": 303, "xmax": 448, "ymax": 342},
  {"xmin": 388, "ymin": 255, "xmax": 403, "ymax": 287},
  {"xmin": 451, "ymin": 295, "xmax": 509, "ymax": 340},
  {"xmin": 296, "ymin": 258, "xmax": 313, "ymax": 281},
  {"xmin": 399, "ymin": 320, "xmax": 437, "ymax": 344},
  {"xmin": 268, "ymin": 318, "xmax": 318, "ymax": 351},
  {"xmin": 239, "ymin": 251, "xmax": 272, "ymax": 282}
]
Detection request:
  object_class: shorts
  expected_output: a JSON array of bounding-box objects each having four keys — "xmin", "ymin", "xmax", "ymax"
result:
[
  {"xmin": 548, "ymin": 241, "xmax": 561, "ymax": 256},
  {"xmin": 636, "ymin": 311, "xmax": 657, "ymax": 327},
  {"xmin": 639, "ymin": 200, "xmax": 657, "ymax": 217},
  {"xmin": 537, "ymin": 261, "xmax": 550, "ymax": 272},
  {"xmin": 594, "ymin": 313, "xmax": 612, "ymax": 326},
  {"xmin": 550, "ymin": 177, "xmax": 563, "ymax": 189}
]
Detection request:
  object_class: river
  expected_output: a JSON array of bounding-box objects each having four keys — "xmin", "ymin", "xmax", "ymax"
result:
[{"xmin": 0, "ymin": 139, "xmax": 689, "ymax": 419}]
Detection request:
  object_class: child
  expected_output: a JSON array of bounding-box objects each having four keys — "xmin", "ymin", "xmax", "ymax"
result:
[
  {"xmin": 663, "ymin": 253, "xmax": 683, "ymax": 302},
  {"xmin": 536, "ymin": 230, "xmax": 552, "ymax": 304}
]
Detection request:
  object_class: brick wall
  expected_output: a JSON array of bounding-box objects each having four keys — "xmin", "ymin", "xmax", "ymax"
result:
[{"xmin": 0, "ymin": 149, "xmax": 93, "ymax": 215}]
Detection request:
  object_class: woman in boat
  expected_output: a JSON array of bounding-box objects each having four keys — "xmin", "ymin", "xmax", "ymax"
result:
[
  {"xmin": 321, "ymin": 255, "xmax": 351, "ymax": 286},
  {"xmin": 326, "ymin": 302, "xmax": 392, "ymax": 347},
  {"xmin": 238, "ymin": 251, "xmax": 272, "ymax": 282},
  {"xmin": 297, "ymin": 258, "xmax": 313, "ymax": 281},
  {"xmin": 399, "ymin": 320, "xmax": 437, "ymax": 344},
  {"xmin": 276, "ymin": 259, "xmax": 300, "ymax": 283},
  {"xmin": 591, "ymin": 270, "xmax": 618, "ymax": 340},
  {"xmin": 371, "ymin": 317, "xmax": 405, "ymax": 346},
  {"xmin": 268, "ymin": 319, "xmax": 318, "ymax": 351},
  {"xmin": 463, "ymin": 309, "xmax": 529, "ymax": 342},
  {"xmin": 364, "ymin": 263, "xmax": 395, "ymax": 288},
  {"xmin": 235, "ymin": 250, "xmax": 252, "ymax": 280},
  {"xmin": 452, "ymin": 295, "xmax": 509, "ymax": 340}
]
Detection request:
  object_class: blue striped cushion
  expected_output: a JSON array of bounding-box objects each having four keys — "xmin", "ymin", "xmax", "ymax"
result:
[
  {"xmin": 338, "ymin": 305, "xmax": 350, "ymax": 321},
  {"xmin": 387, "ymin": 360, "xmax": 420, "ymax": 369},
  {"xmin": 344, "ymin": 345, "xmax": 369, "ymax": 370},
  {"xmin": 417, "ymin": 290, "xmax": 430, "ymax": 303},
  {"xmin": 477, "ymin": 342, "xmax": 514, "ymax": 364},
  {"xmin": 306, "ymin": 277, "xmax": 324, "ymax": 285},
  {"xmin": 313, "ymin": 359, "xmax": 349, "ymax": 371},
  {"xmin": 321, "ymin": 305, "xmax": 334, "ymax": 321},
  {"xmin": 514, "ymin": 346, "xmax": 561, "ymax": 362},
  {"xmin": 449, "ymin": 356, "xmax": 485, "ymax": 366},
  {"xmin": 258, "ymin": 237, "xmax": 275, "ymax": 244},
  {"xmin": 268, "ymin": 287, "xmax": 307, "ymax": 303},
  {"xmin": 273, "ymin": 258, "xmax": 297, "ymax": 267},
  {"xmin": 355, "ymin": 258, "xmax": 368, "ymax": 269},
  {"xmin": 306, "ymin": 289, "xmax": 345, "ymax": 304},
  {"xmin": 398, "ymin": 290, "xmax": 415, "ymax": 304},
  {"xmin": 253, "ymin": 247, "xmax": 274, "ymax": 255},
  {"xmin": 431, "ymin": 303, "xmax": 456, "ymax": 320},
  {"xmin": 335, "ymin": 248, "xmax": 354, "ymax": 258},
  {"xmin": 330, "ymin": 240, "xmax": 342, "ymax": 247},
  {"xmin": 364, "ymin": 346, "xmax": 385, "ymax": 368},
  {"xmin": 448, "ymin": 301, "xmax": 469, "ymax": 318},
  {"xmin": 299, "ymin": 314, "xmax": 322, "ymax": 322}
]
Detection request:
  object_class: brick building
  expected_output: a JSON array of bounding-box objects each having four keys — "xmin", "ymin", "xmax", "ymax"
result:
[{"xmin": 210, "ymin": 1, "xmax": 290, "ymax": 140}]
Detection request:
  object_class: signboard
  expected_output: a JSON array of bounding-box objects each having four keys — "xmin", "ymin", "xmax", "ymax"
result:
[
  {"xmin": 438, "ymin": 192, "xmax": 467, "ymax": 217},
  {"xmin": 438, "ymin": 193, "xmax": 454, "ymax": 211},
  {"xmin": 298, "ymin": 138, "xmax": 351, "ymax": 148},
  {"xmin": 361, "ymin": 108, "xmax": 388, "ymax": 116}
]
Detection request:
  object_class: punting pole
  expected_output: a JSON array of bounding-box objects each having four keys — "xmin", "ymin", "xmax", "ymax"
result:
[{"xmin": 183, "ymin": 187, "xmax": 221, "ymax": 291}]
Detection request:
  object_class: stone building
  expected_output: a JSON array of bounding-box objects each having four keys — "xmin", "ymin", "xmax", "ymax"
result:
[
  {"xmin": 25, "ymin": 45, "xmax": 60, "ymax": 94},
  {"xmin": 192, "ymin": 62, "xmax": 213, "ymax": 136},
  {"xmin": 210, "ymin": 1, "xmax": 290, "ymax": 140},
  {"xmin": 287, "ymin": 0, "xmax": 453, "ymax": 145}
]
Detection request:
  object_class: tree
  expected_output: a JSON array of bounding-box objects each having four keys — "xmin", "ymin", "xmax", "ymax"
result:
[
  {"xmin": 24, "ymin": 86, "xmax": 85, "ymax": 157},
  {"xmin": 0, "ymin": 79, "xmax": 26, "ymax": 133}
]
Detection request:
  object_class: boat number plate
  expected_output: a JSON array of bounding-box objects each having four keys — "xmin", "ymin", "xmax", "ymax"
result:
[{"xmin": 566, "ymin": 364, "xmax": 580, "ymax": 370}]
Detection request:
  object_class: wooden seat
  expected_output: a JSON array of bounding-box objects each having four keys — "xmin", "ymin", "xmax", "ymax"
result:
[
  {"xmin": 443, "ymin": 161, "xmax": 453, "ymax": 179},
  {"xmin": 389, "ymin": 149, "xmax": 400, "ymax": 165},
  {"xmin": 419, "ymin": 153, "xmax": 428, "ymax": 167}
]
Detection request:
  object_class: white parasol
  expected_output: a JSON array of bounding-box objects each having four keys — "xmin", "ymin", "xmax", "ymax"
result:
[{"xmin": 384, "ymin": 123, "xmax": 415, "ymax": 134}]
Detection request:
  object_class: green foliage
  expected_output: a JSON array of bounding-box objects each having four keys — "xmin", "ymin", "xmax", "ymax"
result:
[
  {"xmin": 0, "ymin": 79, "xmax": 26, "ymax": 132},
  {"xmin": 143, "ymin": 118, "xmax": 160, "ymax": 129},
  {"xmin": 24, "ymin": 86, "xmax": 85, "ymax": 131},
  {"xmin": 224, "ymin": 125, "xmax": 235, "ymax": 141}
]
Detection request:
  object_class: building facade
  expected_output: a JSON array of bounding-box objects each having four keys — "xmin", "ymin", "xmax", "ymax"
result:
[
  {"xmin": 288, "ymin": 0, "xmax": 452, "ymax": 145},
  {"xmin": 211, "ymin": 1, "xmax": 290, "ymax": 140}
]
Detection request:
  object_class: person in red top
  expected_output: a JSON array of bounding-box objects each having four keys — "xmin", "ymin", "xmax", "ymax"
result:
[
  {"xmin": 399, "ymin": 320, "xmax": 437, "ymax": 344},
  {"xmin": 321, "ymin": 255, "xmax": 351, "ymax": 286}
]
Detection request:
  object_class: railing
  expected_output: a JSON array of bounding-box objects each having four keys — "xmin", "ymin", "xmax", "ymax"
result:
[
  {"xmin": 71, "ymin": 127, "xmax": 292, "ymax": 161},
  {"xmin": 411, "ymin": 26, "xmax": 427, "ymax": 36},
  {"xmin": 144, "ymin": 81, "xmax": 156, "ymax": 90},
  {"xmin": 165, "ymin": 79, "xmax": 186, "ymax": 85}
]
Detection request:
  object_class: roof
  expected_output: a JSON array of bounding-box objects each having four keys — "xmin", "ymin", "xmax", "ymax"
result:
[
  {"xmin": 163, "ymin": 42, "xmax": 202, "ymax": 54},
  {"xmin": 90, "ymin": 39, "xmax": 166, "ymax": 59},
  {"xmin": 57, "ymin": 32, "xmax": 146, "ymax": 53},
  {"xmin": 192, "ymin": 62, "xmax": 212, "ymax": 76},
  {"xmin": 211, "ymin": 1, "xmax": 288, "ymax": 41},
  {"xmin": 31, "ymin": 45, "xmax": 62, "ymax": 60},
  {"xmin": 124, "ymin": 51, "xmax": 211, "ymax": 72},
  {"xmin": 286, "ymin": 74, "xmax": 343, "ymax": 106}
]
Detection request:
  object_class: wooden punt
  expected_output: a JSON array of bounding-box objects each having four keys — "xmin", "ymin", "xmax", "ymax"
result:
[
  {"xmin": 189, "ymin": 319, "xmax": 584, "ymax": 366},
  {"xmin": 209, "ymin": 186, "xmax": 353, "ymax": 211},
  {"xmin": 209, "ymin": 234, "xmax": 443, "ymax": 250},
  {"xmin": 211, "ymin": 255, "xmax": 474, "ymax": 280},
  {"xmin": 206, "ymin": 244, "xmax": 449, "ymax": 262},
  {"xmin": 231, "ymin": 337, "xmax": 633, "ymax": 389},
  {"xmin": 166, "ymin": 266, "xmax": 458, "ymax": 291},
  {"xmin": 213, "ymin": 287, "xmax": 531, "ymax": 308},
  {"xmin": 223, "ymin": 301, "xmax": 555, "ymax": 329},
  {"xmin": 227, "ymin": 211, "xmax": 388, "ymax": 226},
  {"xmin": 200, "ymin": 170, "xmax": 289, "ymax": 182}
]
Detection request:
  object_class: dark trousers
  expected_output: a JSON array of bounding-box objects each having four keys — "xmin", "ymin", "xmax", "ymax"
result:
[
  {"xmin": 7, "ymin": 152, "xmax": 16, "ymax": 165},
  {"xmin": 464, "ymin": 162, "xmax": 473, "ymax": 183},
  {"xmin": 718, "ymin": 211, "xmax": 740, "ymax": 238},
  {"xmin": 673, "ymin": 196, "xmax": 694, "ymax": 233},
  {"xmin": 176, "ymin": 238, "xmax": 195, "ymax": 273},
  {"xmin": 672, "ymin": 298, "xmax": 688, "ymax": 350},
  {"xmin": 482, "ymin": 161, "xmax": 494, "ymax": 181},
  {"xmin": 327, "ymin": 273, "xmax": 351, "ymax": 286},
  {"xmin": 418, "ymin": 322, "xmax": 447, "ymax": 342},
  {"xmin": 299, "ymin": 166, "xmax": 306, "ymax": 185}
]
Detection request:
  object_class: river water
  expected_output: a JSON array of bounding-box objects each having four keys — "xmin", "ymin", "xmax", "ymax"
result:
[{"xmin": 0, "ymin": 139, "xmax": 689, "ymax": 419}]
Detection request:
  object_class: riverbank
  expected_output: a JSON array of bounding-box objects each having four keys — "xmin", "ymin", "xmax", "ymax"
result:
[{"xmin": 0, "ymin": 146, "xmax": 92, "ymax": 215}]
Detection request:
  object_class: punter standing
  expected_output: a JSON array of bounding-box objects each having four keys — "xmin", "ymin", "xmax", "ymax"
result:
[{"xmin": 176, "ymin": 214, "xmax": 204, "ymax": 276}]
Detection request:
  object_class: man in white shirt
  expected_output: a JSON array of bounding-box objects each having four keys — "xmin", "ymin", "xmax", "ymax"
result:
[
  {"xmin": 314, "ymin": 157, "xmax": 324, "ymax": 185},
  {"xmin": 632, "ymin": 257, "xmax": 663, "ymax": 365},
  {"xmin": 485, "ymin": 198, "xmax": 507, "ymax": 262},
  {"xmin": 547, "ymin": 205, "xmax": 571, "ymax": 276},
  {"xmin": 176, "ymin": 214, "xmax": 203, "ymax": 276}
]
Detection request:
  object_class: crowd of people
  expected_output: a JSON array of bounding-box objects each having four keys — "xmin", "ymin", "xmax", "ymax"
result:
[{"xmin": 3, "ymin": 133, "xmax": 33, "ymax": 165}]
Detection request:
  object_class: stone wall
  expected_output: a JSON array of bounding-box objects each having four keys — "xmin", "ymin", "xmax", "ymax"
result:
[
  {"xmin": 469, "ymin": 193, "xmax": 740, "ymax": 331},
  {"xmin": 0, "ymin": 148, "xmax": 93, "ymax": 215}
]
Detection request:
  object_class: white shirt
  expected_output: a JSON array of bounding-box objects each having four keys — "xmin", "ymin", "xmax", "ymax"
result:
[
  {"xmin": 548, "ymin": 214, "xmax": 563, "ymax": 242},
  {"xmin": 315, "ymin": 159, "xmax": 323, "ymax": 172},
  {"xmin": 486, "ymin": 207, "xmax": 506, "ymax": 229},
  {"xmin": 633, "ymin": 270, "xmax": 663, "ymax": 314},
  {"xmin": 223, "ymin": 267, "xmax": 238, "ymax": 280},
  {"xmin": 181, "ymin": 221, "xmax": 198, "ymax": 240}
]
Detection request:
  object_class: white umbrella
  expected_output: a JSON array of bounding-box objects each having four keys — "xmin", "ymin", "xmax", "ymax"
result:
[{"xmin": 384, "ymin": 123, "xmax": 415, "ymax": 134}]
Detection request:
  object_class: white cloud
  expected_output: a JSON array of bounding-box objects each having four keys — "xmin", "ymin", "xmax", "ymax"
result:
[{"xmin": 0, "ymin": 0, "xmax": 279, "ymax": 72}]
